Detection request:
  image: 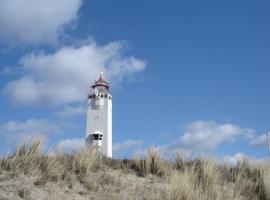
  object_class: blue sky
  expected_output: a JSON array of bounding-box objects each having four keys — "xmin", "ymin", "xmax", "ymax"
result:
[{"xmin": 0, "ymin": 0, "xmax": 269, "ymax": 161}]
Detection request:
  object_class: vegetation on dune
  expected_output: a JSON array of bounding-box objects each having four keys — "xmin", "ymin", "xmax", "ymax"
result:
[{"xmin": 0, "ymin": 140, "xmax": 269, "ymax": 200}]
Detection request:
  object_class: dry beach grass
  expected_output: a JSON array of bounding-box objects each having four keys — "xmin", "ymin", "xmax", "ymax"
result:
[{"xmin": 0, "ymin": 140, "xmax": 269, "ymax": 200}]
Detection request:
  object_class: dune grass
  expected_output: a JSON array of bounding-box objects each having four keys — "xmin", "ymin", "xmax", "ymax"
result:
[{"xmin": 0, "ymin": 140, "xmax": 269, "ymax": 200}]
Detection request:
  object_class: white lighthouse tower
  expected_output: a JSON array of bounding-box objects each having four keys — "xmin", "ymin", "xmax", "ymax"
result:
[{"xmin": 85, "ymin": 72, "xmax": 112, "ymax": 157}]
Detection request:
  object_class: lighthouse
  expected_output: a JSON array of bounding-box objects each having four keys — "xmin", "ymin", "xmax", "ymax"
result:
[{"xmin": 85, "ymin": 72, "xmax": 112, "ymax": 157}]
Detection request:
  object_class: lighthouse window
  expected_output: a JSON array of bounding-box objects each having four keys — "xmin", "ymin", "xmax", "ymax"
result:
[
  {"xmin": 105, "ymin": 94, "xmax": 107, "ymax": 98},
  {"xmin": 91, "ymin": 134, "xmax": 99, "ymax": 140},
  {"xmin": 93, "ymin": 94, "xmax": 95, "ymax": 98},
  {"xmin": 101, "ymin": 94, "xmax": 104, "ymax": 98},
  {"xmin": 91, "ymin": 134, "xmax": 103, "ymax": 140},
  {"xmin": 89, "ymin": 95, "xmax": 92, "ymax": 99}
]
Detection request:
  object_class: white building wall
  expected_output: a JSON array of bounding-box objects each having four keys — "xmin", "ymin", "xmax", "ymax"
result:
[{"xmin": 86, "ymin": 93, "xmax": 112, "ymax": 157}]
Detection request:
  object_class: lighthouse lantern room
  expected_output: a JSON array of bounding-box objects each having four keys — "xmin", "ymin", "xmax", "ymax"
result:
[{"xmin": 86, "ymin": 72, "xmax": 112, "ymax": 157}]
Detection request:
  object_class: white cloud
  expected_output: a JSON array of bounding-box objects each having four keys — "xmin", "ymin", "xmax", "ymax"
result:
[
  {"xmin": 169, "ymin": 121, "xmax": 255, "ymax": 152},
  {"xmin": 0, "ymin": 119, "xmax": 62, "ymax": 145},
  {"xmin": 4, "ymin": 41, "xmax": 146, "ymax": 106},
  {"xmin": 111, "ymin": 122, "xmax": 264, "ymax": 159},
  {"xmin": 0, "ymin": 0, "xmax": 82, "ymax": 44},
  {"xmin": 113, "ymin": 139, "xmax": 143, "ymax": 153},
  {"xmin": 1, "ymin": 66, "xmax": 14, "ymax": 75},
  {"xmin": 249, "ymin": 134, "xmax": 268, "ymax": 147},
  {"xmin": 223, "ymin": 153, "xmax": 248, "ymax": 165},
  {"xmin": 223, "ymin": 153, "xmax": 268, "ymax": 166},
  {"xmin": 56, "ymin": 138, "xmax": 85, "ymax": 153},
  {"xmin": 54, "ymin": 105, "xmax": 85, "ymax": 119}
]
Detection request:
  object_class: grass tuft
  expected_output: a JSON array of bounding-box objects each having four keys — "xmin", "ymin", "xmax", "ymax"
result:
[{"xmin": 0, "ymin": 139, "xmax": 269, "ymax": 200}]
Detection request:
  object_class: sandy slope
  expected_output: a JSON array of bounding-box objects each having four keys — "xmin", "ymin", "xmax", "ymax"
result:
[
  {"xmin": 0, "ymin": 143, "xmax": 268, "ymax": 200},
  {"xmin": 0, "ymin": 170, "xmax": 163, "ymax": 200}
]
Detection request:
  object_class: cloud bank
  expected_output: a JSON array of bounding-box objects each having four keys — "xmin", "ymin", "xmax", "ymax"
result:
[
  {"xmin": 0, "ymin": 119, "xmax": 62, "ymax": 145},
  {"xmin": 4, "ymin": 41, "xmax": 146, "ymax": 106},
  {"xmin": 56, "ymin": 138, "xmax": 85, "ymax": 153},
  {"xmin": 0, "ymin": 0, "xmax": 82, "ymax": 44},
  {"xmin": 169, "ymin": 121, "xmax": 255, "ymax": 152},
  {"xmin": 249, "ymin": 134, "xmax": 268, "ymax": 147},
  {"xmin": 54, "ymin": 105, "xmax": 85, "ymax": 119},
  {"xmin": 223, "ymin": 153, "xmax": 268, "ymax": 165},
  {"xmin": 127, "ymin": 121, "xmax": 268, "ymax": 158},
  {"xmin": 113, "ymin": 139, "xmax": 143, "ymax": 153}
]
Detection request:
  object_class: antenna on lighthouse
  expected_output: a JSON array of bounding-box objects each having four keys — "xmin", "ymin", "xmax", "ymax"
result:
[
  {"xmin": 267, "ymin": 132, "xmax": 270, "ymax": 158},
  {"xmin": 99, "ymin": 71, "xmax": 104, "ymax": 79}
]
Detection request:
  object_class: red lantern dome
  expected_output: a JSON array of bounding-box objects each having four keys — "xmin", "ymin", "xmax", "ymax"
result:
[{"xmin": 91, "ymin": 72, "xmax": 110, "ymax": 92}]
